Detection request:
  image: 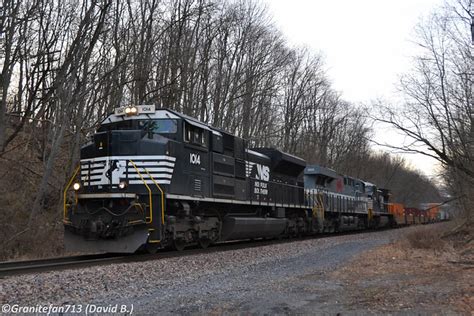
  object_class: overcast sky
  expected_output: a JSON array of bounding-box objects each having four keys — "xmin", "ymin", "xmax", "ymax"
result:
[{"xmin": 262, "ymin": 0, "xmax": 445, "ymax": 177}]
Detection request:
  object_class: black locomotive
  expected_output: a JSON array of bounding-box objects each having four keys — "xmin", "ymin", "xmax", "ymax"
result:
[{"xmin": 64, "ymin": 105, "xmax": 392, "ymax": 253}]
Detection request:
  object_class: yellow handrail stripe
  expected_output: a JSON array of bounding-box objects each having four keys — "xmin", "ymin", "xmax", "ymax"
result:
[
  {"xmin": 129, "ymin": 160, "xmax": 153, "ymax": 224},
  {"xmin": 140, "ymin": 167, "xmax": 165, "ymax": 225},
  {"xmin": 318, "ymin": 193, "xmax": 325, "ymax": 221},
  {"xmin": 63, "ymin": 165, "xmax": 80, "ymax": 222}
]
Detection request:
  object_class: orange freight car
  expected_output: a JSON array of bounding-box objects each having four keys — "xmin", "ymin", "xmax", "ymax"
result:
[
  {"xmin": 388, "ymin": 203, "xmax": 406, "ymax": 226},
  {"xmin": 405, "ymin": 207, "xmax": 425, "ymax": 224},
  {"xmin": 420, "ymin": 203, "xmax": 441, "ymax": 222},
  {"xmin": 427, "ymin": 203, "xmax": 440, "ymax": 222}
]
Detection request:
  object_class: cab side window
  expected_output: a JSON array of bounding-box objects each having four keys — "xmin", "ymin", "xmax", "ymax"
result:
[
  {"xmin": 184, "ymin": 123, "xmax": 207, "ymax": 147},
  {"xmin": 185, "ymin": 126, "xmax": 193, "ymax": 142}
]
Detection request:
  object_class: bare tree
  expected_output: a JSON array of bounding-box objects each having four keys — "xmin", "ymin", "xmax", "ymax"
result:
[
  {"xmin": 27, "ymin": 0, "xmax": 112, "ymax": 226},
  {"xmin": 373, "ymin": 0, "xmax": 473, "ymax": 222}
]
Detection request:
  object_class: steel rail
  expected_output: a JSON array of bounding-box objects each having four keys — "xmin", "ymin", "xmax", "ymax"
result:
[{"xmin": 0, "ymin": 253, "xmax": 132, "ymax": 277}]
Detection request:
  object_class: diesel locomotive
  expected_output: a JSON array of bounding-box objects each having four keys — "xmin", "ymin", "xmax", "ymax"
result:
[{"xmin": 63, "ymin": 105, "xmax": 393, "ymax": 253}]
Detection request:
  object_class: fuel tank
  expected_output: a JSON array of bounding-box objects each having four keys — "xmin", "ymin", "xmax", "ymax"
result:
[{"xmin": 221, "ymin": 217, "xmax": 287, "ymax": 241}]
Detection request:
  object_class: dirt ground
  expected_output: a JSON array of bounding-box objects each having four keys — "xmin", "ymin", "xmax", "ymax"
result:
[{"xmin": 332, "ymin": 222, "xmax": 474, "ymax": 315}]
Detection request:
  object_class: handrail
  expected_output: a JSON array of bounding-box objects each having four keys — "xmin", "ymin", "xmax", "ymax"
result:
[
  {"xmin": 310, "ymin": 191, "xmax": 324, "ymax": 215},
  {"xmin": 317, "ymin": 192, "xmax": 325, "ymax": 222},
  {"xmin": 140, "ymin": 167, "xmax": 165, "ymax": 225},
  {"xmin": 63, "ymin": 165, "xmax": 81, "ymax": 223},
  {"xmin": 129, "ymin": 160, "xmax": 153, "ymax": 224},
  {"xmin": 63, "ymin": 160, "xmax": 165, "ymax": 242}
]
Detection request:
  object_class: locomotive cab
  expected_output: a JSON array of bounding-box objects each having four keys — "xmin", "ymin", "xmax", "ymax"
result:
[{"xmin": 64, "ymin": 105, "xmax": 185, "ymax": 253}]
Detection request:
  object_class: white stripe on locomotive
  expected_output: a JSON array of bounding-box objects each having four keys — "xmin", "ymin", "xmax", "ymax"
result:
[{"xmin": 80, "ymin": 155, "xmax": 176, "ymax": 186}]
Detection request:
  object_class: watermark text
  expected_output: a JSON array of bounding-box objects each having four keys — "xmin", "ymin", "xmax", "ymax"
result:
[{"xmin": 2, "ymin": 303, "xmax": 133, "ymax": 315}]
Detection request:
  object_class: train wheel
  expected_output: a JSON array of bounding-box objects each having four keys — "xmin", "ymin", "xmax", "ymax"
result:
[
  {"xmin": 173, "ymin": 239, "xmax": 186, "ymax": 251},
  {"xmin": 198, "ymin": 238, "xmax": 211, "ymax": 249}
]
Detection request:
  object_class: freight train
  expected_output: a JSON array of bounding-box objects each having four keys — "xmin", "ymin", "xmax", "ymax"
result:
[
  {"xmin": 64, "ymin": 105, "xmax": 394, "ymax": 253},
  {"xmin": 388, "ymin": 203, "xmax": 444, "ymax": 226}
]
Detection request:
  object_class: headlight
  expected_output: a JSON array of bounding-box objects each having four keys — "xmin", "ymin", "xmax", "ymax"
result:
[
  {"xmin": 73, "ymin": 182, "xmax": 81, "ymax": 191},
  {"xmin": 125, "ymin": 106, "xmax": 138, "ymax": 116},
  {"xmin": 118, "ymin": 181, "xmax": 127, "ymax": 189}
]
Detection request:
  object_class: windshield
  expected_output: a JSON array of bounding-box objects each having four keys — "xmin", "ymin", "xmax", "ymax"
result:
[
  {"xmin": 138, "ymin": 119, "xmax": 178, "ymax": 134},
  {"xmin": 98, "ymin": 119, "xmax": 178, "ymax": 134},
  {"xmin": 98, "ymin": 120, "xmax": 135, "ymax": 132}
]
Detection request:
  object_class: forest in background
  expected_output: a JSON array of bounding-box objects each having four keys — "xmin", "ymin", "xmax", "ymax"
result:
[{"xmin": 0, "ymin": 0, "xmax": 471, "ymax": 259}]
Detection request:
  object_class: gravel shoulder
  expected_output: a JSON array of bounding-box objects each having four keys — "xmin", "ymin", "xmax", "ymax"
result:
[{"xmin": 1, "ymin": 226, "xmax": 463, "ymax": 315}]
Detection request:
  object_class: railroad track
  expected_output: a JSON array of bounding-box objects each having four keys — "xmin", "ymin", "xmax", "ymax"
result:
[
  {"xmin": 0, "ymin": 237, "xmax": 293, "ymax": 277},
  {"xmin": 0, "ymin": 253, "xmax": 134, "ymax": 277},
  {"xmin": 0, "ymin": 227, "xmax": 401, "ymax": 277}
]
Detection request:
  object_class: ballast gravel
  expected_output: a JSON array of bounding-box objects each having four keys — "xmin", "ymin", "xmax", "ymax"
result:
[{"xmin": 0, "ymin": 229, "xmax": 408, "ymax": 314}]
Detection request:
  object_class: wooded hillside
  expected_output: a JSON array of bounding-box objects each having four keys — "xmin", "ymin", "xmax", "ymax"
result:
[{"xmin": 0, "ymin": 0, "xmax": 469, "ymax": 259}]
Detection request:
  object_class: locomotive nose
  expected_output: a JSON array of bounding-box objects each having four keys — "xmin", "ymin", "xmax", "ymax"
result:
[
  {"xmin": 79, "ymin": 129, "xmax": 172, "ymax": 192},
  {"xmin": 82, "ymin": 129, "xmax": 170, "ymax": 163},
  {"xmin": 93, "ymin": 130, "xmax": 150, "ymax": 156}
]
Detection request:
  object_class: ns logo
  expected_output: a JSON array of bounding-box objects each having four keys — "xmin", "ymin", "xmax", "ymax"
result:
[
  {"xmin": 190, "ymin": 153, "xmax": 201, "ymax": 165},
  {"xmin": 256, "ymin": 164, "xmax": 270, "ymax": 181}
]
